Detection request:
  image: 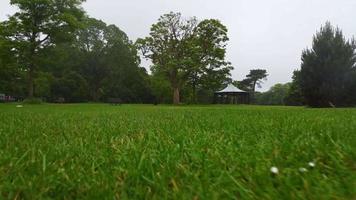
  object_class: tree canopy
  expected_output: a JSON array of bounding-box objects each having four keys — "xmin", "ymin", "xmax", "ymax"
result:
[
  {"xmin": 254, "ymin": 83, "xmax": 290, "ymax": 105},
  {"xmin": 137, "ymin": 12, "xmax": 232, "ymax": 104},
  {"xmin": 0, "ymin": 2, "xmax": 355, "ymax": 106},
  {"xmin": 1, "ymin": 0, "xmax": 86, "ymax": 98},
  {"xmin": 0, "ymin": 2, "xmax": 152, "ymax": 103},
  {"xmin": 300, "ymin": 22, "xmax": 356, "ymax": 107}
]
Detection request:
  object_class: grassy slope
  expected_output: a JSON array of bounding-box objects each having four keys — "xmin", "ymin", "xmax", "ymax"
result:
[{"xmin": 0, "ymin": 104, "xmax": 355, "ymax": 199}]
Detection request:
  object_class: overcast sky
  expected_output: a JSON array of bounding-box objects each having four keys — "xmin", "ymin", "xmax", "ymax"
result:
[{"xmin": 1, "ymin": 0, "xmax": 355, "ymax": 91}]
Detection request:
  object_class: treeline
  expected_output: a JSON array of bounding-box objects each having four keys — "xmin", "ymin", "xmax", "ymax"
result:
[
  {"xmin": 0, "ymin": 0, "xmax": 154, "ymax": 103},
  {"xmin": 0, "ymin": 1, "xmax": 232, "ymax": 104},
  {"xmin": 0, "ymin": 1, "xmax": 355, "ymax": 107}
]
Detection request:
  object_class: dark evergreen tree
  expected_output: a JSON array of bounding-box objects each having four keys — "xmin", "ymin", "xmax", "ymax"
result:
[{"xmin": 300, "ymin": 22, "xmax": 356, "ymax": 107}]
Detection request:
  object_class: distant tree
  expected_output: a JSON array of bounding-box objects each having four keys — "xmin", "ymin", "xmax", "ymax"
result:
[
  {"xmin": 137, "ymin": 12, "xmax": 232, "ymax": 104},
  {"xmin": 246, "ymin": 69, "xmax": 268, "ymax": 92},
  {"xmin": 284, "ymin": 70, "xmax": 304, "ymax": 106},
  {"xmin": 234, "ymin": 69, "xmax": 268, "ymax": 93},
  {"xmin": 101, "ymin": 24, "xmax": 153, "ymax": 103},
  {"xmin": 74, "ymin": 18, "xmax": 152, "ymax": 102},
  {"xmin": 255, "ymin": 83, "xmax": 290, "ymax": 105},
  {"xmin": 76, "ymin": 18, "xmax": 111, "ymax": 101},
  {"xmin": 26, "ymin": 16, "xmax": 151, "ymax": 103},
  {"xmin": 233, "ymin": 78, "xmax": 253, "ymax": 92},
  {"xmin": 137, "ymin": 12, "xmax": 197, "ymax": 104},
  {"xmin": 185, "ymin": 19, "xmax": 232, "ymax": 103},
  {"xmin": 0, "ymin": 0, "xmax": 85, "ymax": 98},
  {"xmin": 300, "ymin": 22, "xmax": 356, "ymax": 107},
  {"xmin": 51, "ymin": 71, "xmax": 88, "ymax": 102}
]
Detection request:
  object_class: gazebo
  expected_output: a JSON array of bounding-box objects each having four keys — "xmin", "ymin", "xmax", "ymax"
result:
[{"xmin": 214, "ymin": 84, "xmax": 250, "ymax": 104}]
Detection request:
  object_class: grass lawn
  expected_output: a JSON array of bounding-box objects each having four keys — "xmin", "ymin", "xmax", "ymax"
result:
[{"xmin": 0, "ymin": 104, "xmax": 355, "ymax": 199}]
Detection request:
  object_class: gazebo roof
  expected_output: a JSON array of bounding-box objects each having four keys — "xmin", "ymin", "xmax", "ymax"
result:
[{"xmin": 215, "ymin": 84, "xmax": 248, "ymax": 93}]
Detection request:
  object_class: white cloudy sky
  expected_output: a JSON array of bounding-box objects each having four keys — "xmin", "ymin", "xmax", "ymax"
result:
[{"xmin": 1, "ymin": 0, "xmax": 355, "ymax": 91}]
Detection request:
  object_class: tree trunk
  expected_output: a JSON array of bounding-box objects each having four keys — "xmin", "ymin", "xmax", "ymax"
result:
[
  {"xmin": 248, "ymin": 81, "xmax": 257, "ymax": 104},
  {"xmin": 252, "ymin": 81, "xmax": 257, "ymax": 93},
  {"xmin": 192, "ymin": 85, "xmax": 197, "ymax": 104},
  {"xmin": 27, "ymin": 32, "xmax": 37, "ymax": 98},
  {"xmin": 173, "ymin": 87, "xmax": 180, "ymax": 105},
  {"xmin": 27, "ymin": 67, "xmax": 34, "ymax": 98}
]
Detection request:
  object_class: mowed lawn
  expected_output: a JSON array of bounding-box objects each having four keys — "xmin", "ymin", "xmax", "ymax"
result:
[{"xmin": 0, "ymin": 104, "xmax": 355, "ymax": 199}]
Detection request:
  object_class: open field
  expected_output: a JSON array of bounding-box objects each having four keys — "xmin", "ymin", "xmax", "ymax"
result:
[{"xmin": 0, "ymin": 104, "xmax": 355, "ymax": 199}]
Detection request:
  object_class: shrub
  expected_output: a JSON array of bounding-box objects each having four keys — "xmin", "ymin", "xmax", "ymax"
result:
[{"xmin": 23, "ymin": 98, "xmax": 43, "ymax": 104}]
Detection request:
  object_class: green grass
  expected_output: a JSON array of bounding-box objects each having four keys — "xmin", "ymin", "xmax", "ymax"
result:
[{"xmin": 0, "ymin": 104, "xmax": 355, "ymax": 199}]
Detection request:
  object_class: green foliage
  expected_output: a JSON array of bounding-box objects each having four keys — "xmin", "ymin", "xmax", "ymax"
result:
[
  {"xmin": 233, "ymin": 78, "xmax": 252, "ymax": 92},
  {"xmin": 247, "ymin": 69, "xmax": 268, "ymax": 92},
  {"xmin": 23, "ymin": 97, "xmax": 43, "ymax": 104},
  {"xmin": 77, "ymin": 18, "xmax": 151, "ymax": 103},
  {"xmin": 1, "ymin": 13, "xmax": 152, "ymax": 103},
  {"xmin": 34, "ymin": 72, "xmax": 54, "ymax": 99},
  {"xmin": 184, "ymin": 19, "xmax": 233, "ymax": 103},
  {"xmin": 51, "ymin": 71, "xmax": 88, "ymax": 103},
  {"xmin": 137, "ymin": 12, "xmax": 232, "ymax": 104},
  {"xmin": 1, "ymin": 0, "xmax": 85, "ymax": 98},
  {"xmin": 0, "ymin": 24, "xmax": 26, "ymax": 97},
  {"xmin": 255, "ymin": 83, "xmax": 291, "ymax": 105},
  {"xmin": 300, "ymin": 22, "xmax": 356, "ymax": 107},
  {"xmin": 235, "ymin": 69, "xmax": 268, "ymax": 92},
  {"xmin": 150, "ymin": 72, "xmax": 172, "ymax": 104},
  {"xmin": 285, "ymin": 70, "xmax": 305, "ymax": 106},
  {"xmin": 0, "ymin": 104, "xmax": 355, "ymax": 199}
]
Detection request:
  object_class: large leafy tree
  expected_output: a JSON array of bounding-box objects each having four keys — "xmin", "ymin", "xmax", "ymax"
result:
[
  {"xmin": 300, "ymin": 22, "xmax": 356, "ymax": 107},
  {"xmin": 185, "ymin": 19, "xmax": 232, "ymax": 103},
  {"xmin": 76, "ymin": 18, "xmax": 151, "ymax": 102},
  {"xmin": 137, "ymin": 12, "xmax": 198, "ymax": 104},
  {"xmin": 1, "ymin": 0, "xmax": 85, "ymax": 98},
  {"xmin": 0, "ymin": 27, "xmax": 15, "ymax": 94},
  {"xmin": 137, "ymin": 12, "xmax": 232, "ymax": 104},
  {"xmin": 76, "ymin": 18, "xmax": 108, "ymax": 101}
]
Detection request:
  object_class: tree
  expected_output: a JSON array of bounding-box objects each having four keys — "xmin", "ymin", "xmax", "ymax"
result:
[
  {"xmin": 233, "ymin": 78, "xmax": 253, "ymax": 92},
  {"xmin": 137, "ymin": 12, "xmax": 232, "ymax": 104},
  {"xmin": 234, "ymin": 69, "xmax": 268, "ymax": 93},
  {"xmin": 185, "ymin": 19, "xmax": 232, "ymax": 103},
  {"xmin": 100, "ymin": 24, "xmax": 152, "ymax": 103},
  {"xmin": 51, "ymin": 71, "xmax": 88, "ymax": 102},
  {"xmin": 254, "ymin": 83, "xmax": 290, "ymax": 105},
  {"xmin": 76, "ymin": 18, "xmax": 109, "ymax": 101},
  {"xmin": 284, "ymin": 70, "xmax": 304, "ymax": 106},
  {"xmin": 137, "ymin": 12, "xmax": 198, "ymax": 104},
  {"xmin": 300, "ymin": 22, "xmax": 356, "ymax": 107},
  {"xmin": 245, "ymin": 69, "xmax": 268, "ymax": 92},
  {"xmin": 1, "ymin": 0, "xmax": 85, "ymax": 98},
  {"xmin": 150, "ymin": 69, "xmax": 172, "ymax": 104},
  {"xmin": 75, "ymin": 18, "xmax": 151, "ymax": 102}
]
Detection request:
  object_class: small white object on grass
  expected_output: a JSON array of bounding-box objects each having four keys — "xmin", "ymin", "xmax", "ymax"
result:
[
  {"xmin": 308, "ymin": 162, "xmax": 315, "ymax": 168},
  {"xmin": 299, "ymin": 167, "xmax": 308, "ymax": 173},
  {"xmin": 270, "ymin": 166, "xmax": 279, "ymax": 174},
  {"xmin": 16, "ymin": 105, "xmax": 23, "ymax": 108}
]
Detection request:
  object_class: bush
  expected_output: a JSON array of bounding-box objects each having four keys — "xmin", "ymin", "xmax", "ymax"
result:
[{"xmin": 23, "ymin": 98, "xmax": 43, "ymax": 104}]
